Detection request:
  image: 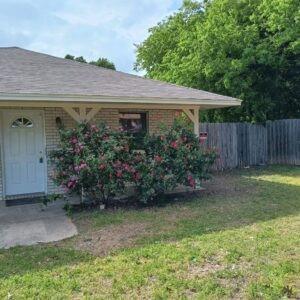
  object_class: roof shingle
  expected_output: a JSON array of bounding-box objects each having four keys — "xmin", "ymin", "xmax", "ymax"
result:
[{"xmin": 0, "ymin": 47, "xmax": 239, "ymax": 103}]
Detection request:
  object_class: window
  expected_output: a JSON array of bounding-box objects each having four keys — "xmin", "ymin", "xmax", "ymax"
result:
[
  {"xmin": 119, "ymin": 112, "xmax": 147, "ymax": 144},
  {"xmin": 11, "ymin": 117, "xmax": 33, "ymax": 128}
]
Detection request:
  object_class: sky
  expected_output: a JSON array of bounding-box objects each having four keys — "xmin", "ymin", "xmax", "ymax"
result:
[{"xmin": 0, "ymin": 0, "xmax": 182, "ymax": 74}]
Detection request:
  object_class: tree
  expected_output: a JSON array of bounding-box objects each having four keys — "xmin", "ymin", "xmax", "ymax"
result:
[
  {"xmin": 90, "ymin": 58, "xmax": 116, "ymax": 70},
  {"xmin": 65, "ymin": 54, "xmax": 87, "ymax": 63},
  {"xmin": 135, "ymin": 0, "xmax": 300, "ymax": 122},
  {"xmin": 65, "ymin": 54, "xmax": 116, "ymax": 70}
]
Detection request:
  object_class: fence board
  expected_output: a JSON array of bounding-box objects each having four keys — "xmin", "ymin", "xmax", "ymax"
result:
[{"xmin": 200, "ymin": 119, "xmax": 299, "ymax": 170}]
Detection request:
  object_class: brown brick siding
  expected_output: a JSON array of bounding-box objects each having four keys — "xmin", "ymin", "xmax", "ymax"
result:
[
  {"xmin": 0, "ymin": 107, "xmax": 176, "ymax": 199},
  {"xmin": 148, "ymin": 110, "xmax": 176, "ymax": 134}
]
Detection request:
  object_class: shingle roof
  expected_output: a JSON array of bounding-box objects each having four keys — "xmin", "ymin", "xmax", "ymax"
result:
[{"xmin": 0, "ymin": 47, "xmax": 240, "ymax": 104}]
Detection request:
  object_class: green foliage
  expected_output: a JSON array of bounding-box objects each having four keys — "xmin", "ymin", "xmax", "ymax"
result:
[
  {"xmin": 134, "ymin": 123, "xmax": 217, "ymax": 202},
  {"xmin": 89, "ymin": 57, "xmax": 116, "ymax": 70},
  {"xmin": 50, "ymin": 123, "xmax": 216, "ymax": 205},
  {"xmin": 65, "ymin": 54, "xmax": 87, "ymax": 63},
  {"xmin": 135, "ymin": 0, "xmax": 300, "ymax": 122},
  {"xmin": 50, "ymin": 123, "xmax": 133, "ymax": 205},
  {"xmin": 64, "ymin": 54, "xmax": 116, "ymax": 70}
]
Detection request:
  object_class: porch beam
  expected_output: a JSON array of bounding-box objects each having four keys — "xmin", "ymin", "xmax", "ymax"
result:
[
  {"xmin": 63, "ymin": 106, "xmax": 101, "ymax": 123},
  {"xmin": 85, "ymin": 107, "xmax": 101, "ymax": 122},
  {"xmin": 63, "ymin": 107, "xmax": 82, "ymax": 123},
  {"xmin": 183, "ymin": 108, "xmax": 200, "ymax": 137}
]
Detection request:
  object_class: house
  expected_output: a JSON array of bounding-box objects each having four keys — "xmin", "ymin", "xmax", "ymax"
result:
[{"xmin": 0, "ymin": 47, "xmax": 240, "ymax": 200}]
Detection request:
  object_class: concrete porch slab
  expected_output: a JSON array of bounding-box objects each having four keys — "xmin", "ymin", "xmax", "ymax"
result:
[{"xmin": 0, "ymin": 200, "xmax": 77, "ymax": 249}]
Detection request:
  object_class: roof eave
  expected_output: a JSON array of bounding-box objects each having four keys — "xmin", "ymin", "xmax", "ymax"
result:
[{"xmin": 0, "ymin": 92, "xmax": 241, "ymax": 108}]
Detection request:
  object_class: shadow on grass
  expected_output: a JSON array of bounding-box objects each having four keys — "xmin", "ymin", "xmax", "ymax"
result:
[
  {"xmin": 0, "ymin": 244, "xmax": 93, "ymax": 279},
  {"xmin": 135, "ymin": 166, "xmax": 300, "ymax": 241}
]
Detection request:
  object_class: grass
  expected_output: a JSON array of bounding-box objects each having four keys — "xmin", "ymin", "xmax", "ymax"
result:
[{"xmin": 0, "ymin": 165, "xmax": 299, "ymax": 299}]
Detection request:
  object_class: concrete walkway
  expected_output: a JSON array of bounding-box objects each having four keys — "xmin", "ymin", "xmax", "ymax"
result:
[{"xmin": 0, "ymin": 200, "xmax": 77, "ymax": 249}]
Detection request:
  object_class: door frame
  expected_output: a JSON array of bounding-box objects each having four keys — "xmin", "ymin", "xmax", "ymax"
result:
[{"xmin": 0, "ymin": 109, "xmax": 48, "ymax": 199}]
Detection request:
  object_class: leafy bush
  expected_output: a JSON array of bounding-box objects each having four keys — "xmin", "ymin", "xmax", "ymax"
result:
[
  {"xmin": 50, "ymin": 123, "xmax": 216, "ymax": 206},
  {"xmin": 133, "ymin": 123, "xmax": 217, "ymax": 202},
  {"xmin": 50, "ymin": 123, "xmax": 134, "ymax": 206}
]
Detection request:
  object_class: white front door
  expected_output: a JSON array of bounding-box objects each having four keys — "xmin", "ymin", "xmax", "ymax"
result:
[{"xmin": 3, "ymin": 110, "xmax": 46, "ymax": 196}]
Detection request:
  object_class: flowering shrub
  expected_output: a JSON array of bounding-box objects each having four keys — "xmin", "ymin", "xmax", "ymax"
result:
[
  {"xmin": 50, "ymin": 122, "xmax": 216, "ymax": 206},
  {"xmin": 133, "ymin": 123, "xmax": 217, "ymax": 202},
  {"xmin": 50, "ymin": 123, "xmax": 134, "ymax": 205}
]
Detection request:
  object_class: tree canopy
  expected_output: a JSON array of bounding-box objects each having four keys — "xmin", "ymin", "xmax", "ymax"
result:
[
  {"xmin": 65, "ymin": 54, "xmax": 116, "ymax": 70},
  {"xmin": 135, "ymin": 0, "xmax": 300, "ymax": 122}
]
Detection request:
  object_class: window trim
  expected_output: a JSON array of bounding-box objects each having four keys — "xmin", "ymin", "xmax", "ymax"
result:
[
  {"xmin": 11, "ymin": 116, "xmax": 34, "ymax": 128},
  {"xmin": 119, "ymin": 111, "xmax": 148, "ymax": 135}
]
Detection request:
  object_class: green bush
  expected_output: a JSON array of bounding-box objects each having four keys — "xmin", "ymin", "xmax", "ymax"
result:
[
  {"xmin": 134, "ymin": 123, "xmax": 217, "ymax": 202},
  {"xmin": 50, "ymin": 123, "xmax": 134, "ymax": 206},
  {"xmin": 50, "ymin": 123, "xmax": 216, "ymax": 206}
]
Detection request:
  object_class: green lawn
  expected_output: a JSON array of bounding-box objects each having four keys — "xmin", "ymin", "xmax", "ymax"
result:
[{"xmin": 1, "ymin": 166, "xmax": 299, "ymax": 299}]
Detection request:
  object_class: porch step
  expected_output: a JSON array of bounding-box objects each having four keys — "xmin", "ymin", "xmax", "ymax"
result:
[{"xmin": 5, "ymin": 197, "xmax": 44, "ymax": 207}]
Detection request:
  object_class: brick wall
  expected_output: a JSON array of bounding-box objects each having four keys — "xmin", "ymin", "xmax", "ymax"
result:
[
  {"xmin": 0, "ymin": 107, "xmax": 176, "ymax": 199},
  {"xmin": 148, "ymin": 109, "xmax": 176, "ymax": 134},
  {"xmin": 44, "ymin": 108, "xmax": 77, "ymax": 194}
]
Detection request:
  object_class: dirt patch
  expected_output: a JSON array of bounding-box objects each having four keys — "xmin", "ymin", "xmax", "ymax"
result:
[
  {"xmin": 187, "ymin": 262, "xmax": 224, "ymax": 279},
  {"xmin": 58, "ymin": 172, "xmax": 257, "ymax": 255},
  {"xmin": 202, "ymin": 171, "xmax": 258, "ymax": 198},
  {"xmin": 72, "ymin": 222, "xmax": 148, "ymax": 256}
]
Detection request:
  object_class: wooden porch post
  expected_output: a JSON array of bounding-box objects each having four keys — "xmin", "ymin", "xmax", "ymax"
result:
[
  {"xmin": 183, "ymin": 108, "xmax": 200, "ymax": 137},
  {"xmin": 194, "ymin": 108, "xmax": 199, "ymax": 137}
]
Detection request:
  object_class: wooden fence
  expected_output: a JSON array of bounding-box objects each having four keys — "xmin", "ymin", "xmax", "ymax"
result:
[{"xmin": 200, "ymin": 119, "xmax": 300, "ymax": 170}]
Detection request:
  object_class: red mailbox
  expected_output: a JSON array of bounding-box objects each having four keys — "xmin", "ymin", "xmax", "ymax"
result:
[{"xmin": 199, "ymin": 132, "xmax": 208, "ymax": 143}]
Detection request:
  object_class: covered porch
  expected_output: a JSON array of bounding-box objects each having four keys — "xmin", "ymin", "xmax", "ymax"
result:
[{"xmin": 0, "ymin": 96, "xmax": 234, "ymax": 201}]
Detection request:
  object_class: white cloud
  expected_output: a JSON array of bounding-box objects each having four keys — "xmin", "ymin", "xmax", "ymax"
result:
[{"xmin": 0, "ymin": 0, "xmax": 182, "ymax": 73}]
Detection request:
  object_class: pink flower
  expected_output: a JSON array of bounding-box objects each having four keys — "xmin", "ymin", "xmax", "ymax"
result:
[
  {"xmin": 154, "ymin": 155, "xmax": 163, "ymax": 163},
  {"xmin": 99, "ymin": 163, "xmax": 106, "ymax": 170},
  {"xmin": 67, "ymin": 179, "xmax": 77, "ymax": 189},
  {"xmin": 74, "ymin": 143, "xmax": 84, "ymax": 154},
  {"xmin": 79, "ymin": 163, "xmax": 87, "ymax": 170},
  {"xmin": 170, "ymin": 141, "xmax": 178, "ymax": 149},
  {"xmin": 74, "ymin": 162, "xmax": 87, "ymax": 172},
  {"xmin": 187, "ymin": 175, "xmax": 196, "ymax": 188},
  {"xmin": 116, "ymin": 170, "xmax": 123, "ymax": 178},
  {"xmin": 123, "ymin": 163, "xmax": 131, "ymax": 172},
  {"xmin": 113, "ymin": 160, "xmax": 122, "ymax": 168},
  {"xmin": 71, "ymin": 137, "xmax": 78, "ymax": 144},
  {"xmin": 90, "ymin": 124, "xmax": 99, "ymax": 132}
]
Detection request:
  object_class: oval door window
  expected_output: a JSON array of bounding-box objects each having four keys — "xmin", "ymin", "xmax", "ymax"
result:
[{"xmin": 11, "ymin": 117, "xmax": 34, "ymax": 128}]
